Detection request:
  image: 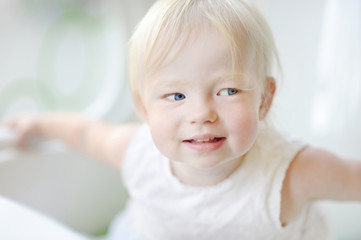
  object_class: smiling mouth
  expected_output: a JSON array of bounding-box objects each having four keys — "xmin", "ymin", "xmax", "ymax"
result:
[
  {"xmin": 183, "ymin": 137, "xmax": 225, "ymax": 144},
  {"xmin": 183, "ymin": 137, "xmax": 226, "ymax": 152}
]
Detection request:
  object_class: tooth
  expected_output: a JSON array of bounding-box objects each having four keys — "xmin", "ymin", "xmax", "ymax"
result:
[{"xmin": 195, "ymin": 138, "xmax": 214, "ymax": 142}]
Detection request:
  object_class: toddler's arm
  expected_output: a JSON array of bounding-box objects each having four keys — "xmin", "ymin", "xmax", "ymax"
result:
[
  {"xmin": 3, "ymin": 112, "xmax": 140, "ymax": 168},
  {"xmin": 281, "ymin": 147, "xmax": 361, "ymax": 224}
]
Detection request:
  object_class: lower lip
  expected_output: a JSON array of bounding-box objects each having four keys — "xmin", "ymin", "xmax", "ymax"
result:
[{"xmin": 183, "ymin": 138, "xmax": 226, "ymax": 152}]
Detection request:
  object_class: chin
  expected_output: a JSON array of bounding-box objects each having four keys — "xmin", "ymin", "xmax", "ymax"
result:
[{"xmin": 184, "ymin": 156, "xmax": 227, "ymax": 170}]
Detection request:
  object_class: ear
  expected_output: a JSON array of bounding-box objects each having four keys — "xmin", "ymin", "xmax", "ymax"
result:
[
  {"xmin": 259, "ymin": 77, "xmax": 276, "ymax": 120},
  {"xmin": 134, "ymin": 93, "xmax": 149, "ymax": 122}
]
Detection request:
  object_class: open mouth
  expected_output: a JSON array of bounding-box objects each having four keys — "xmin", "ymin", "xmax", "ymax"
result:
[
  {"xmin": 184, "ymin": 137, "xmax": 225, "ymax": 144},
  {"xmin": 183, "ymin": 137, "xmax": 226, "ymax": 152}
]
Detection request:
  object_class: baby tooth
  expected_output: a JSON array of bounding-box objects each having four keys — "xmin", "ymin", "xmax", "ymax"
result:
[{"xmin": 195, "ymin": 138, "xmax": 214, "ymax": 142}]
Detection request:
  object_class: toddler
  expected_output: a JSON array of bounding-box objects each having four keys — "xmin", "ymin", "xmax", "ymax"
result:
[{"xmin": 4, "ymin": 0, "xmax": 361, "ymax": 239}]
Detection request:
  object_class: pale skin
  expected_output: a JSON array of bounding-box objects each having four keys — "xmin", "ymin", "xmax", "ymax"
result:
[{"xmin": 3, "ymin": 27, "xmax": 361, "ymax": 227}]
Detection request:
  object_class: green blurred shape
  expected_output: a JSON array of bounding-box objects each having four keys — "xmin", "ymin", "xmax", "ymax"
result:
[{"xmin": 36, "ymin": 9, "xmax": 109, "ymax": 111}]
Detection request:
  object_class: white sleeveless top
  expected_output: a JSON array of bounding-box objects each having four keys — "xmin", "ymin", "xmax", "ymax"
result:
[{"xmin": 109, "ymin": 124, "xmax": 334, "ymax": 240}]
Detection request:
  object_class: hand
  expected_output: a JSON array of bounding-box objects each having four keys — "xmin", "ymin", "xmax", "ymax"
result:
[
  {"xmin": 2, "ymin": 114, "xmax": 41, "ymax": 149},
  {"xmin": 0, "ymin": 127, "xmax": 16, "ymax": 150}
]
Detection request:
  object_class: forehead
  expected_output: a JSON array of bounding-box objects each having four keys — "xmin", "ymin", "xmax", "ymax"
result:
[
  {"xmin": 145, "ymin": 28, "xmax": 257, "ymax": 91},
  {"xmin": 143, "ymin": 9, "xmax": 259, "ymax": 80},
  {"xmin": 145, "ymin": 28, "xmax": 257, "ymax": 92},
  {"xmin": 151, "ymin": 27, "xmax": 232, "ymax": 78}
]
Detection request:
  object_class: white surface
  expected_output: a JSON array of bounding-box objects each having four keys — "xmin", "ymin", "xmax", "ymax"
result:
[
  {"xmin": 0, "ymin": 145, "xmax": 128, "ymax": 235},
  {"xmin": 0, "ymin": 127, "xmax": 16, "ymax": 150},
  {"xmin": 0, "ymin": 196, "xmax": 89, "ymax": 240}
]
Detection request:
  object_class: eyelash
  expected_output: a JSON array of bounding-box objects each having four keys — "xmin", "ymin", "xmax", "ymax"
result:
[{"xmin": 164, "ymin": 88, "xmax": 239, "ymax": 101}]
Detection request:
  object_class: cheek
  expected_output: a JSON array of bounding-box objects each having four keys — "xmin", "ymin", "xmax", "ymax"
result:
[
  {"xmin": 146, "ymin": 105, "xmax": 176, "ymax": 131},
  {"xmin": 223, "ymin": 103, "xmax": 260, "ymax": 147},
  {"xmin": 231, "ymin": 111, "xmax": 259, "ymax": 136},
  {"xmin": 224, "ymin": 100, "xmax": 259, "ymax": 127},
  {"xmin": 149, "ymin": 119, "xmax": 171, "ymax": 154},
  {"xmin": 147, "ymin": 111, "xmax": 169, "ymax": 142},
  {"xmin": 146, "ymin": 106, "xmax": 181, "ymax": 157},
  {"xmin": 150, "ymin": 124, "xmax": 180, "ymax": 161}
]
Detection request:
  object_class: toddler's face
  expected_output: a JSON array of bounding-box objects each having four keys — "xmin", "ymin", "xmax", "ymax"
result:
[{"xmin": 140, "ymin": 27, "xmax": 265, "ymax": 170}]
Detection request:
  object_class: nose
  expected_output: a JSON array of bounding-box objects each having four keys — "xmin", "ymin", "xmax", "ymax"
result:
[{"xmin": 186, "ymin": 99, "xmax": 218, "ymax": 125}]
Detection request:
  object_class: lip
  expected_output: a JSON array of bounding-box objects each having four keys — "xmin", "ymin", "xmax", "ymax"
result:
[{"xmin": 182, "ymin": 134, "xmax": 226, "ymax": 152}]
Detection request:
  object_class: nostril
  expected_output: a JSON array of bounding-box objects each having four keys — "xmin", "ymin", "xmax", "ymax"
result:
[{"xmin": 188, "ymin": 110, "xmax": 218, "ymax": 124}]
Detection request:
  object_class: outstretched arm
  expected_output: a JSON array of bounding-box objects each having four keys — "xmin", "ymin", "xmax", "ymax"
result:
[
  {"xmin": 4, "ymin": 112, "xmax": 140, "ymax": 168},
  {"xmin": 281, "ymin": 147, "xmax": 361, "ymax": 225}
]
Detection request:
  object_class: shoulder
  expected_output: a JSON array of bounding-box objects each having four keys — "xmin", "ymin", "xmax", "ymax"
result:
[
  {"xmin": 281, "ymin": 146, "xmax": 361, "ymax": 224},
  {"xmin": 285, "ymin": 147, "xmax": 352, "ymax": 201},
  {"xmin": 98, "ymin": 122, "xmax": 143, "ymax": 169}
]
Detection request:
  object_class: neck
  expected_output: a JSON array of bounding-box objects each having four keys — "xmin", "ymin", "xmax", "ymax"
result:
[{"xmin": 170, "ymin": 157, "xmax": 244, "ymax": 186}]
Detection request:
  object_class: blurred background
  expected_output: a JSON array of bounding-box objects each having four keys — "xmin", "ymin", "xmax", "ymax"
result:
[{"xmin": 0, "ymin": 0, "xmax": 360, "ymax": 238}]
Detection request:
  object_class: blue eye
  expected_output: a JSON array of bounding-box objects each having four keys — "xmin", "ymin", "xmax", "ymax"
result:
[
  {"xmin": 228, "ymin": 88, "xmax": 238, "ymax": 95},
  {"xmin": 218, "ymin": 88, "xmax": 239, "ymax": 96},
  {"xmin": 166, "ymin": 93, "xmax": 186, "ymax": 101}
]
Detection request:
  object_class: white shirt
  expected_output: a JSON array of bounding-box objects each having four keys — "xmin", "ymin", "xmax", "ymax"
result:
[{"xmin": 109, "ymin": 124, "xmax": 334, "ymax": 240}]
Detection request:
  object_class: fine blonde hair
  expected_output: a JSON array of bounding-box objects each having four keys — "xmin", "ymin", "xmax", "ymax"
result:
[{"xmin": 128, "ymin": 0, "xmax": 280, "ymax": 116}]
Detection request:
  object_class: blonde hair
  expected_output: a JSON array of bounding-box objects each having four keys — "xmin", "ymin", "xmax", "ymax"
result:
[{"xmin": 128, "ymin": 0, "xmax": 280, "ymax": 116}]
